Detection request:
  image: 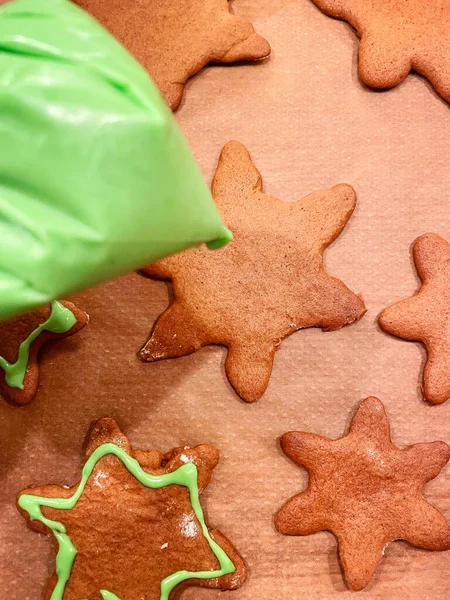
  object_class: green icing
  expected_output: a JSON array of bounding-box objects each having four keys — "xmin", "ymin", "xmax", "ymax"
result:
[
  {"xmin": 0, "ymin": 301, "xmax": 76, "ymax": 388},
  {"xmin": 18, "ymin": 443, "xmax": 235, "ymax": 600},
  {"xmin": 0, "ymin": 0, "xmax": 231, "ymax": 321},
  {"xmin": 100, "ymin": 592, "xmax": 121, "ymax": 600}
]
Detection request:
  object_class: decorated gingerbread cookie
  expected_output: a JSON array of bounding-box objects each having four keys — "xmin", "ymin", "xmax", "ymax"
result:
[
  {"xmin": 74, "ymin": 0, "xmax": 271, "ymax": 110},
  {"xmin": 275, "ymin": 396, "xmax": 450, "ymax": 591},
  {"xmin": 311, "ymin": 0, "xmax": 450, "ymax": 103},
  {"xmin": 140, "ymin": 141, "xmax": 366, "ymax": 402},
  {"xmin": 17, "ymin": 418, "xmax": 245, "ymax": 600},
  {"xmin": 0, "ymin": 301, "xmax": 88, "ymax": 406},
  {"xmin": 379, "ymin": 233, "xmax": 450, "ymax": 405}
]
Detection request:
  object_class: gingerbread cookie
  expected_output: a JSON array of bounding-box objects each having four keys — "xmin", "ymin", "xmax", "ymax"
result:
[
  {"xmin": 275, "ymin": 396, "xmax": 450, "ymax": 591},
  {"xmin": 74, "ymin": 0, "xmax": 271, "ymax": 110},
  {"xmin": 311, "ymin": 0, "xmax": 450, "ymax": 103},
  {"xmin": 379, "ymin": 233, "xmax": 450, "ymax": 405},
  {"xmin": 0, "ymin": 301, "xmax": 88, "ymax": 406},
  {"xmin": 17, "ymin": 418, "xmax": 245, "ymax": 600},
  {"xmin": 140, "ymin": 141, "xmax": 366, "ymax": 402}
]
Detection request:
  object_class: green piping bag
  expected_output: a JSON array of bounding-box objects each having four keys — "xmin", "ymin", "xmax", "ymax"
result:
[{"xmin": 0, "ymin": 0, "xmax": 232, "ymax": 321}]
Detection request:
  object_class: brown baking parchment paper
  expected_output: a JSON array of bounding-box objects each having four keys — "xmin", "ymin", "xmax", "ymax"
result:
[{"xmin": 1, "ymin": 1, "xmax": 450, "ymax": 599}]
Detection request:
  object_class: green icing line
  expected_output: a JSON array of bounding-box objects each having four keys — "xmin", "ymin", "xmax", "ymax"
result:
[
  {"xmin": 19, "ymin": 443, "xmax": 235, "ymax": 600},
  {"xmin": 0, "ymin": 301, "xmax": 76, "ymax": 389},
  {"xmin": 99, "ymin": 592, "xmax": 121, "ymax": 600}
]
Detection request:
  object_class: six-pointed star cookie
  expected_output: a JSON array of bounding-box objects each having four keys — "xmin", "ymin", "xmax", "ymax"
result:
[
  {"xmin": 17, "ymin": 418, "xmax": 245, "ymax": 600},
  {"xmin": 379, "ymin": 233, "xmax": 450, "ymax": 405},
  {"xmin": 311, "ymin": 0, "xmax": 450, "ymax": 103},
  {"xmin": 0, "ymin": 301, "xmax": 88, "ymax": 406},
  {"xmin": 275, "ymin": 396, "xmax": 450, "ymax": 591},
  {"xmin": 74, "ymin": 0, "xmax": 271, "ymax": 110},
  {"xmin": 139, "ymin": 141, "xmax": 366, "ymax": 402}
]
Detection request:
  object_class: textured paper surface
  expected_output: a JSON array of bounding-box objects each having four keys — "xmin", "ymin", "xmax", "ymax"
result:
[{"xmin": 1, "ymin": 1, "xmax": 450, "ymax": 598}]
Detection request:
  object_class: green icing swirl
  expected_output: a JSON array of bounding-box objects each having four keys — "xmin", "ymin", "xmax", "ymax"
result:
[
  {"xmin": 18, "ymin": 443, "xmax": 235, "ymax": 600},
  {"xmin": 0, "ymin": 301, "xmax": 76, "ymax": 389}
]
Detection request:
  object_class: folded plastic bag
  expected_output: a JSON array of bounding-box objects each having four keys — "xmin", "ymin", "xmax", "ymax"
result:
[{"xmin": 0, "ymin": 0, "xmax": 231, "ymax": 320}]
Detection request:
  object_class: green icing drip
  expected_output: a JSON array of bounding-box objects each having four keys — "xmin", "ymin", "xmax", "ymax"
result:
[
  {"xmin": 0, "ymin": 301, "xmax": 76, "ymax": 389},
  {"xmin": 18, "ymin": 443, "xmax": 235, "ymax": 600}
]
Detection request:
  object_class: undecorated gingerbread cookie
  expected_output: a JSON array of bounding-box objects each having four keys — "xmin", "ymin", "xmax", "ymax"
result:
[
  {"xmin": 275, "ymin": 396, "xmax": 450, "ymax": 590},
  {"xmin": 379, "ymin": 233, "xmax": 450, "ymax": 404},
  {"xmin": 312, "ymin": 0, "xmax": 450, "ymax": 103},
  {"xmin": 0, "ymin": 301, "xmax": 88, "ymax": 405},
  {"xmin": 18, "ymin": 418, "xmax": 245, "ymax": 600},
  {"xmin": 140, "ymin": 141, "xmax": 365, "ymax": 402},
  {"xmin": 75, "ymin": 0, "xmax": 271, "ymax": 110}
]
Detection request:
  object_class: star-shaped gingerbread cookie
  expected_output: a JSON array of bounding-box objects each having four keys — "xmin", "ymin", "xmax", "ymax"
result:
[
  {"xmin": 74, "ymin": 0, "xmax": 271, "ymax": 110},
  {"xmin": 139, "ymin": 141, "xmax": 366, "ymax": 402},
  {"xmin": 18, "ymin": 418, "xmax": 245, "ymax": 600},
  {"xmin": 311, "ymin": 0, "xmax": 450, "ymax": 104},
  {"xmin": 275, "ymin": 396, "xmax": 450, "ymax": 591},
  {"xmin": 0, "ymin": 301, "xmax": 88, "ymax": 406},
  {"xmin": 379, "ymin": 233, "xmax": 450, "ymax": 405}
]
